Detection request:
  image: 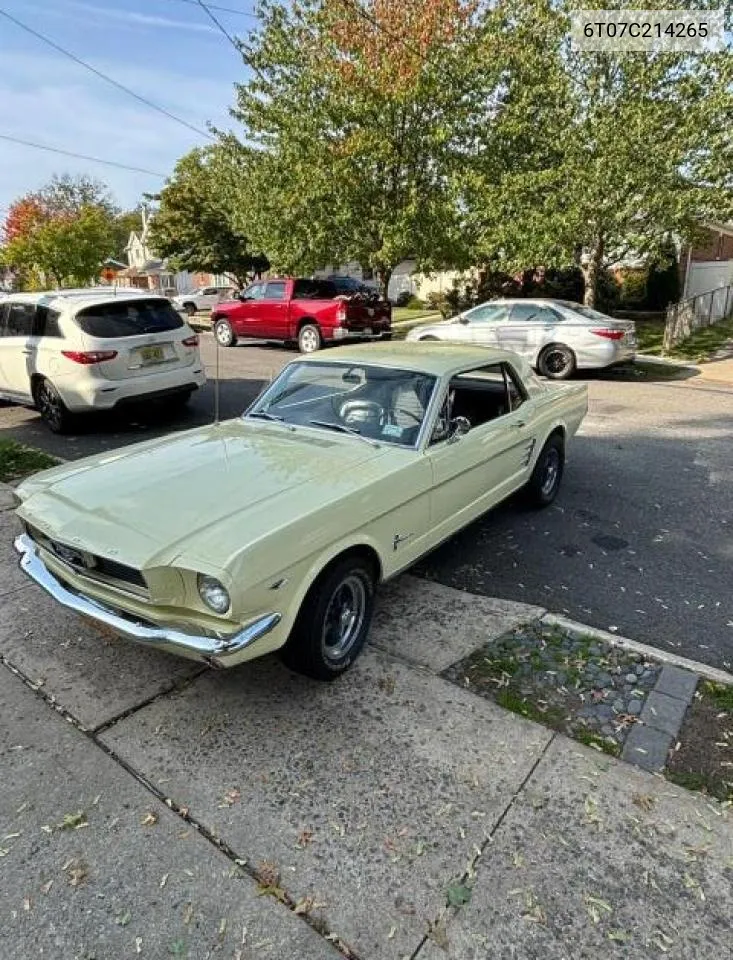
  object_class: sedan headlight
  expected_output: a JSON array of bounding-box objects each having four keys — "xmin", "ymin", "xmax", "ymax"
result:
[{"xmin": 197, "ymin": 574, "xmax": 230, "ymax": 614}]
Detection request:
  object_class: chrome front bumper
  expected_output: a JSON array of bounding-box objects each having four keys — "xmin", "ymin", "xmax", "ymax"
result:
[{"xmin": 14, "ymin": 534, "xmax": 281, "ymax": 668}]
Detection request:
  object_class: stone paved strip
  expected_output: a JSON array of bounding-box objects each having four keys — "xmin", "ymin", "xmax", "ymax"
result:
[{"xmin": 0, "ymin": 665, "xmax": 341, "ymax": 960}]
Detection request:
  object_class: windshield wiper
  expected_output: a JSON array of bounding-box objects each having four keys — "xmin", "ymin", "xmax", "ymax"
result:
[
  {"xmin": 248, "ymin": 410, "xmax": 285, "ymax": 422},
  {"xmin": 308, "ymin": 419, "xmax": 381, "ymax": 448}
]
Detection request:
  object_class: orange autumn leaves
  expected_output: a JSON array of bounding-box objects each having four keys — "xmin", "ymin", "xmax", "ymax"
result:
[{"xmin": 324, "ymin": 0, "xmax": 477, "ymax": 92}]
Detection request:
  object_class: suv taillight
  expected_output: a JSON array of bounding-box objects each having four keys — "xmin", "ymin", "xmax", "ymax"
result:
[
  {"xmin": 182, "ymin": 335, "xmax": 199, "ymax": 347},
  {"xmin": 591, "ymin": 328, "xmax": 625, "ymax": 340},
  {"xmin": 62, "ymin": 350, "xmax": 118, "ymax": 364}
]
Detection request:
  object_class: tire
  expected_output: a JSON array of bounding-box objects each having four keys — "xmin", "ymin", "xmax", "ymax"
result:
[
  {"xmin": 281, "ymin": 555, "xmax": 376, "ymax": 681},
  {"xmin": 183, "ymin": 302, "xmax": 197, "ymax": 317},
  {"xmin": 298, "ymin": 323, "xmax": 322, "ymax": 354},
  {"xmin": 214, "ymin": 318, "xmax": 237, "ymax": 347},
  {"xmin": 161, "ymin": 389, "xmax": 193, "ymax": 413},
  {"xmin": 538, "ymin": 344, "xmax": 576, "ymax": 380},
  {"xmin": 419, "ymin": 335, "xmax": 439, "ymax": 341},
  {"xmin": 34, "ymin": 377, "xmax": 75, "ymax": 434},
  {"xmin": 524, "ymin": 434, "xmax": 564, "ymax": 508}
]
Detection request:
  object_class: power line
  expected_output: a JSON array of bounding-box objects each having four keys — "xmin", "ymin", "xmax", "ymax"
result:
[
  {"xmin": 0, "ymin": 7, "xmax": 214, "ymax": 141},
  {"xmin": 163, "ymin": 0, "xmax": 258, "ymax": 18},
  {"xmin": 195, "ymin": 0, "xmax": 241, "ymax": 51},
  {"xmin": 0, "ymin": 134, "xmax": 167, "ymax": 178}
]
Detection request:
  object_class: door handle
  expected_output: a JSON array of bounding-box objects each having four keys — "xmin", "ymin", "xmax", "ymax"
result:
[
  {"xmin": 21, "ymin": 349, "xmax": 33, "ymax": 355},
  {"xmin": 511, "ymin": 420, "xmax": 527, "ymax": 428}
]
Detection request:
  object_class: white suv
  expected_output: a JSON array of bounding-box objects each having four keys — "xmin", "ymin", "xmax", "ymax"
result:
[
  {"xmin": 0, "ymin": 288, "xmax": 206, "ymax": 433},
  {"xmin": 172, "ymin": 286, "xmax": 235, "ymax": 316}
]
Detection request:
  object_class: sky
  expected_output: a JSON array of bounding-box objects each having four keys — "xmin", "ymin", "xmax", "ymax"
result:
[{"xmin": 0, "ymin": 0, "xmax": 258, "ymax": 216}]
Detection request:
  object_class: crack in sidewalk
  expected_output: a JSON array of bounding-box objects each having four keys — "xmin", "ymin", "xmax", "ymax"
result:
[
  {"xmin": 410, "ymin": 731, "xmax": 558, "ymax": 960},
  {"xmin": 0, "ymin": 655, "xmax": 361, "ymax": 960}
]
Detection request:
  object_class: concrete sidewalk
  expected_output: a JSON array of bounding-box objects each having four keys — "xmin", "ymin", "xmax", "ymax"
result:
[{"xmin": 1, "ymin": 501, "xmax": 732, "ymax": 959}]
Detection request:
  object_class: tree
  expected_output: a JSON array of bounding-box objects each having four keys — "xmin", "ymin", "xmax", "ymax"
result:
[
  {"xmin": 148, "ymin": 148, "xmax": 268, "ymax": 287},
  {"xmin": 462, "ymin": 0, "xmax": 733, "ymax": 305},
  {"xmin": 646, "ymin": 238, "xmax": 681, "ymax": 309},
  {"xmin": 229, "ymin": 0, "xmax": 490, "ymax": 296},
  {"xmin": 1, "ymin": 174, "xmax": 119, "ymax": 288}
]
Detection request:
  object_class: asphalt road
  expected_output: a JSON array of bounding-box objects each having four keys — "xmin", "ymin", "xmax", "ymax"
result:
[{"xmin": 2, "ymin": 334, "xmax": 732, "ymax": 671}]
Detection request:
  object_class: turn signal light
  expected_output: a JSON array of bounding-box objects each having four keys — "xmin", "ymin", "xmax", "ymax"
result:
[{"xmin": 61, "ymin": 350, "xmax": 118, "ymax": 364}]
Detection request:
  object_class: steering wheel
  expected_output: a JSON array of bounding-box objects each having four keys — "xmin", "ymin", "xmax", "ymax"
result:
[
  {"xmin": 391, "ymin": 407, "xmax": 423, "ymax": 425},
  {"xmin": 338, "ymin": 399, "xmax": 385, "ymax": 429}
]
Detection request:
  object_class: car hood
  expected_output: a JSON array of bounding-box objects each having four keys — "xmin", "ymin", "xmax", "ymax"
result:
[{"xmin": 16, "ymin": 420, "xmax": 393, "ymax": 571}]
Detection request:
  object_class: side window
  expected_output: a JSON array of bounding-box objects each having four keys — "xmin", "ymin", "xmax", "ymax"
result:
[
  {"xmin": 202, "ymin": 287, "xmax": 217, "ymax": 296},
  {"xmin": 502, "ymin": 363, "xmax": 528, "ymax": 411},
  {"xmin": 264, "ymin": 281, "xmax": 287, "ymax": 301},
  {"xmin": 431, "ymin": 364, "xmax": 509, "ymax": 441},
  {"xmin": 465, "ymin": 303, "xmax": 509, "ymax": 324},
  {"xmin": 244, "ymin": 283, "xmax": 265, "ymax": 301},
  {"xmin": 0, "ymin": 303, "xmax": 8, "ymax": 337},
  {"xmin": 510, "ymin": 303, "xmax": 562, "ymax": 324},
  {"xmin": 5, "ymin": 303, "xmax": 35, "ymax": 336},
  {"xmin": 34, "ymin": 306, "xmax": 63, "ymax": 338}
]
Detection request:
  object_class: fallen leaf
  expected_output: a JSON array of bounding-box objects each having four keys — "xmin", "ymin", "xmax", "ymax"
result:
[
  {"xmin": 427, "ymin": 918, "xmax": 449, "ymax": 950},
  {"xmin": 65, "ymin": 859, "xmax": 88, "ymax": 888},
  {"xmin": 160, "ymin": 873, "xmax": 169, "ymax": 888},
  {"xmin": 58, "ymin": 811, "xmax": 87, "ymax": 831},
  {"xmin": 115, "ymin": 910, "xmax": 131, "ymax": 926},
  {"xmin": 40, "ymin": 880, "xmax": 53, "ymax": 895},
  {"xmin": 257, "ymin": 861, "xmax": 280, "ymax": 888},
  {"xmin": 608, "ymin": 930, "xmax": 630, "ymax": 943},
  {"xmin": 632, "ymin": 793, "xmax": 656, "ymax": 812},
  {"xmin": 446, "ymin": 882, "xmax": 472, "ymax": 907},
  {"xmin": 23, "ymin": 897, "xmax": 31, "ymax": 912},
  {"xmin": 219, "ymin": 788, "xmax": 241, "ymax": 809},
  {"xmin": 135, "ymin": 936, "xmax": 143, "ymax": 954},
  {"xmin": 387, "ymin": 925, "xmax": 397, "ymax": 940},
  {"xmin": 296, "ymin": 828, "xmax": 315, "ymax": 849},
  {"xmin": 294, "ymin": 897, "xmax": 313, "ymax": 916},
  {"xmin": 141, "ymin": 812, "xmax": 158, "ymax": 827}
]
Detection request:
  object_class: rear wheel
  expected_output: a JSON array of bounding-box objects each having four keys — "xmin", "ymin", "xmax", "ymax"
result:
[
  {"xmin": 214, "ymin": 318, "xmax": 237, "ymax": 347},
  {"xmin": 298, "ymin": 323, "xmax": 322, "ymax": 354},
  {"xmin": 183, "ymin": 302, "xmax": 197, "ymax": 317},
  {"xmin": 281, "ymin": 555, "xmax": 376, "ymax": 680},
  {"xmin": 538, "ymin": 344, "xmax": 576, "ymax": 380},
  {"xmin": 418, "ymin": 335, "xmax": 439, "ymax": 341},
  {"xmin": 34, "ymin": 378, "xmax": 74, "ymax": 434},
  {"xmin": 524, "ymin": 435, "xmax": 564, "ymax": 507}
]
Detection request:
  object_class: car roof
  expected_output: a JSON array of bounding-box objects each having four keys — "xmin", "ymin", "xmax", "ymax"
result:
[
  {"xmin": 1, "ymin": 288, "xmax": 168, "ymax": 311},
  {"xmin": 297, "ymin": 341, "xmax": 526, "ymax": 377}
]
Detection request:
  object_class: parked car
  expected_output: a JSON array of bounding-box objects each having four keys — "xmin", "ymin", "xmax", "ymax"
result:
[
  {"xmin": 406, "ymin": 299, "xmax": 637, "ymax": 379},
  {"xmin": 172, "ymin": 286, "xmax": 236, "ymax": 316},
  {"xmin": 211, "ymin": 277, "xmax": 392, "ymax": 353},
  {"xmin": 0, "ymin": 288, "xmax": 205, "ymax": 432},
  {"xmin": 14, "ymin": 342, "xmax": 587, "ymax": 680}
]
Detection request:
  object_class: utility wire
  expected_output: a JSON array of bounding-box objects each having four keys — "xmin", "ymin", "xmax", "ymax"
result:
[
  {"xmin": 195, "ymin": 0, "xmax": 241, "ymax": 50},
  {"xmin": 0, "ymin": 7, "xmax": 214, "ymax": 141},
  {"xmin": 0, "ymin": 134, "xmax": 167, "ymax": 178},
  {"xmin": 163, "ymin": 0, "xmax": 259, "ymax": 18}
]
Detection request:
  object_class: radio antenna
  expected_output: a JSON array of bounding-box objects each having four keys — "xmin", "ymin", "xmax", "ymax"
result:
[{"xmin": 214, "ymin": 323, "xmax": 220, "ymax": 425}]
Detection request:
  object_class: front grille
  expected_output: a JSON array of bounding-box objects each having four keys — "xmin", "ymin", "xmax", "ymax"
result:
[{"xmin": 27, "ymin": 525, "xmax": 148, "ymax": 596}]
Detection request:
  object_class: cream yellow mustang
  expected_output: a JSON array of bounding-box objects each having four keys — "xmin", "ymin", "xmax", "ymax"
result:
[{"xmin": 14, "ymin": 343, "xmax": 587, "ymax": 680}]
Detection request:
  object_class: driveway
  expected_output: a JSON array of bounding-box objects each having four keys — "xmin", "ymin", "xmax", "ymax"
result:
[{"xmin": 1, "ymin": 335, "xmax": 731, "ymax": 670}]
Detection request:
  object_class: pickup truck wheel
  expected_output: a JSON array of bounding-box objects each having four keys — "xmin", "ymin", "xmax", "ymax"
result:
[
  {"xmin": 298, "ymin": 324, "xmax": 322, "ymax": 353},
  {"xmin": 281, "ymin": 556, "xmax": 376, "ymax": 681},
  {"xmin": 538, "ymin": 344, "xmax": 575, "ymax": 380},
  {"xmin": 214, "ymin": 318, "xmax": 237, "ymax": 347},
  {"xmin": 524, "ymin": 435, "xmax": 564, "ymax": 508},
  {"xmin": 183, "ymin": 302, "xmax": 197, "ymax": 317},
  {"xmin": 34, "ymin": 377, "xmax": 75, "ymax": 434}
]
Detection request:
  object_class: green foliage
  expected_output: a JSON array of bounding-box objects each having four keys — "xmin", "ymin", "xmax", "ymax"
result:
[
  {"xmin": 148, "ymin": 147, "xmax": 268, "ymax": 286},
  {"xmin": 618, "ymin": 270, "xmax": 649, "ymax": 309},
  {"xmin": 0, "ymin": 439, "xmax": 58, "ymax": 483}
]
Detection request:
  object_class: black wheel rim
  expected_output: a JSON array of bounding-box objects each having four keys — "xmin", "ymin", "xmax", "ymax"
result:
[
  {"xmin": 544, "ymin": 349, "xmax": 570, "ymax": 375},
  {"xmin": 38, "ymin": 383, "xmax": 63, "ymax": 430}
]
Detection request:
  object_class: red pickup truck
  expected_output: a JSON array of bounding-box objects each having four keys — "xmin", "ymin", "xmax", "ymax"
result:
[{"xmin": 210, "ymin": 277, "xmax": 392, "ymax": 353}]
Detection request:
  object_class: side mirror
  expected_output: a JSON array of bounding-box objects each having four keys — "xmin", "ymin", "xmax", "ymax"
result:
[{"xmin": 447, "ymin": 416, "xmax": 471, "ymax": 443}]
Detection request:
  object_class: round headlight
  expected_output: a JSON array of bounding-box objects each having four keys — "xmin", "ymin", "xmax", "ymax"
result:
[{"xmin": 197, "ymin": 574, "xmax": 230, "ymax": 614}]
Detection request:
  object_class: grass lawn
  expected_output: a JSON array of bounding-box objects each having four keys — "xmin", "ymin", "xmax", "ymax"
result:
[
  {"xmin": 392, "ymin": 307, "xmax": 441, "ymax": 324},
  {"xmin": 636, "ymin": 315, "xmax": 733, "ymax": 362},
  {"xmin": 0, "ymin": 439, "xmax": 59, "ymax": 484}
]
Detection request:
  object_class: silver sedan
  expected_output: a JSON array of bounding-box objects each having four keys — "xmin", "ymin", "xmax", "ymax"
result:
[{"xmin": 406, "ymin": 299, "xmax": 637, "ymax": 379}]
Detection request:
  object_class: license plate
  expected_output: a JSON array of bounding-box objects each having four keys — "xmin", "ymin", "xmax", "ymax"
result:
[
  {"xmin": 139, "ymin": 345, "xmax": 164, "ymax": 364},
  {"xmin": 363, "ymin": 327, "xmax": 372, "ymax": 336}
]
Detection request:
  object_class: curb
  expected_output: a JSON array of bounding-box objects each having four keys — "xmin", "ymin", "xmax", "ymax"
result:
[
  {"xmin": 541, "ymin": 613, "xmax": 733, "ymax": 687},
  {"xmin": 634, "ymin": 353, "xmax": 698, "ymax": 369}
]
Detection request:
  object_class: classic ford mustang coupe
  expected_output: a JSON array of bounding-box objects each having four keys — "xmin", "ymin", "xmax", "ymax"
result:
[{"xmin": 14, "ymin": 343, "xmax": 587, "ymax": 680}]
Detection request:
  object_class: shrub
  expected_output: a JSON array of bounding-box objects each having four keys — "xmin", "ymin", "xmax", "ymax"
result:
[
  {"xmin": 426, "ymin": 291, "xmax": 451, "ymax": 318},
  {"xmin": 405, "ymin": 295, "xmax": 425, "ymax": 310},
  {"xmin": 394, "ymin": 290, "xmax": 413, "ymax": 307},
  {"xmin": 647, "ymin": 242, "xmax": 681, "ymax": 309},
  {"xmin": 619, "ymin": 269, "xmax": 649, "ymax": 308}
]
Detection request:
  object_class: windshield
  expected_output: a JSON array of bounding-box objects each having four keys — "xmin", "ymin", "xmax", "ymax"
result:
[{"xmin": 247, "ymin": 361, "xmax": 437, "ymax": 447}]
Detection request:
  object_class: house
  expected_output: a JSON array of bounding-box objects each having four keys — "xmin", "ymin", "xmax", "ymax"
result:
[
  {"xmin": 680, "ymin": 222, "xmax": 733, "ymax": 299},
  {"xmin": 315, "ymin": 259, "xmax": 474, "ymax": 302},
  {"xmin": 115, "ymin": 208, "xmax": 230, "ymax": 295}
]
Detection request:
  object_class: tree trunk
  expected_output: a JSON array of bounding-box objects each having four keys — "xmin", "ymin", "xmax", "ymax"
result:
[
  {"xmin": 376, "ymin": 265, "xmax": 392, "ymax": 301},
  {"xmin": 582, "ymin": 233, "xmax": 604, "ymax": 307}
]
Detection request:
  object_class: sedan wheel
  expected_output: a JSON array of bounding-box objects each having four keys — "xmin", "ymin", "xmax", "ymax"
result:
[
  {"xmin": 214, "ymin": 318, "xmax": 237, "ymax": 347},
  {"xmin": 281, "ymin": 556, "xmax": 376, "ymax": 680},
  {"xmin": 183, "ymin": 303, "xmax": 197, "ymax": 317},
  {"xmin": 538, "ymin": 344, "xmax": 576, "ymax": 380}
]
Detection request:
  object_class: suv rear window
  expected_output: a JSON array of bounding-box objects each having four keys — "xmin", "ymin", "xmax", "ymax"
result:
[{"xmin": 75, "ymin": 299, "xmax": 184, "ymax": 338}]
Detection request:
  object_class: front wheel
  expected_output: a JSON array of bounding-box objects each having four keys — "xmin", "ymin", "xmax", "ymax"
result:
[
  {"xmin": 281, "ymin": 556, "xmax": 376, "ymax": 680},
  {"xmin": 183, "ymin": 302, "xmax": 197, "ymax": 317},
  {"xmin": 34, "ymin": 378, "xmax": 75, "ymax": 434},
  {"xmin": 524, "ymin": 435, "xmax": 564, "ymax": 508},
  {"xmin": 214, "ymin": 318, "xmax": 237, "ymax": 347},
  {"xmin": 538, "ymin": 344, "xmax": 576, "ymax": 380},
  {"xmin": 298, "ymin": 323, "xmax": 322, "ymax": 353}
]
